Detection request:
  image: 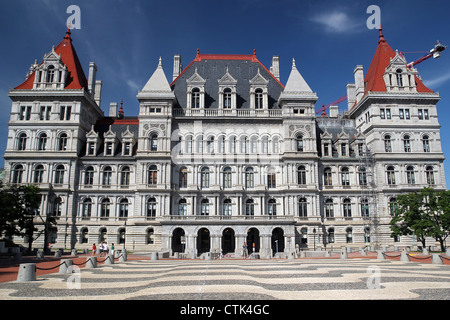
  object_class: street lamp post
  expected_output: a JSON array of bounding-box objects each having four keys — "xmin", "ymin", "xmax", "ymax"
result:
[{"xmin": 313, "ymin": 228, "xmax": 316, "ymax": 251}]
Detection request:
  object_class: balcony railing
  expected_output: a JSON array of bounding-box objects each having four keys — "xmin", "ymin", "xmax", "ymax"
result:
[
  {"xmin": 172, "ymin": 108, "xmax": 282, "ymax": 118},
  {"xmin": 161, "ymin": 214, "xmax": 296, "ymax": 222}
]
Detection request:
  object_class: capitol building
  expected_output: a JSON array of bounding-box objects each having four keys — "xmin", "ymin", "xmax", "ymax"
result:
[{"xmin": 3, "ymin": 29, "xmax": 446, "ymax": 258}]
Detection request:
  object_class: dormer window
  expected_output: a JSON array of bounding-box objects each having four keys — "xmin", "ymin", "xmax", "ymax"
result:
[
  {"xmin": 192, "ymin": 88, "xmax": 201, "ymax": 109},
  {"xmin": 255, "ymin": 89, "xmax": 263, "ymax": 109},
  {"xmin": 249, "ymin": 68, "xmax": 269, "ymax": 109},
  {"xmin": 396, "ymin": 69, "xmax": 403, "ymax": 87},
  {"xmin": 186, "ymin": 68, "xmax": 206, "ymax": 109},
  {"xmin": 223, "ymin": 88, "xmax": 232, "ymax": 109},
  {"xmin": 47, "ymin": 65, "xmax": 55, "ymax": 83}
]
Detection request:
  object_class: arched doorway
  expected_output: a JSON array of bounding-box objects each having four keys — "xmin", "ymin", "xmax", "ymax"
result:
[
  {"xmin": 197, "ymin": 228, "xmax": 210, "ymax": 255},
  {"xmin": 222, "ymin": 228, "xmax": 235, "ymax": 254},
  {"xmin": 271, "ymin": 228, "xmax": 285, "ymax": 255},
  {"xmin": 172, "ymin": 228, "xmax": 185, "ymax": 253},
  {"xmin": 246, "ymin": 228, "xmax": 260, "ymax": 254}
]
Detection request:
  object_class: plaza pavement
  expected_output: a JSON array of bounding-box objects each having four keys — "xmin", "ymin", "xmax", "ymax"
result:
[{"xmin": 0, "ymin": 251, "xmax": 449, "ymax": 301}]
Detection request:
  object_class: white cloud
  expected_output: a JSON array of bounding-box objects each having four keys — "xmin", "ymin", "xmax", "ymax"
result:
[
  {"xmin": 310, "ymin": 10, "xmax": 363, "ymax": 34},
  {"xmin": 423, "ymin": 71, "xmax": 450, "ymax": 88}
]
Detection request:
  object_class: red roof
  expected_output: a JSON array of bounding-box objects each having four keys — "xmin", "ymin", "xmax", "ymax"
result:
[
  {"xmin": 14, "ymin": 29, "xmax": 88, "ymax": 90},
  {"xmin": 364, "ymin": 29, "xmax": 433, "ymax": 95}
]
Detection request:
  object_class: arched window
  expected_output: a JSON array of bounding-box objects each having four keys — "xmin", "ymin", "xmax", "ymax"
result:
[
  {"xmin": 245, "ymin": 167, "xmax": 254, "ymax": 189},
  {"xmin": 102, "ymin": 166, "xmax": 112, "ymax": 186},
  {"xmin": 17, "ymin": 133, "xmax": 27, "ymax": 151},
  {"xmin": 358, "ymin": 166, "xmax": 367, "ymax": 186},
  {"xmin": 262, "ymin": 136, "xmax": 269, "ymax": 154},
  {"xmin": 100, "ymin": 198, "xmax": 110, "ymax": 218},
  {"xmin": 389, "ymin": 197, "xmax": 398, "ymax": 215},
  {"xmin": 223, "ymin": 88, "xmax": 232, "ymax": 109},
  {"xmin": 229, "ymin": 136, "xmax": 236, "ymax": 153},
  {"xmin": 197, "ymin": 135, "xmax": 204, "ymax": 153},
  {"xmin": 346, "ymin": 227, "xmax": 353, "ymax": 243},
  {"xmin": 179, "ymin": 167, "xmax": 188, "ymax": 188},
  {"xmin": 245, "ymin": 199, "xmax": 254, "ymax": 216},
  {"xmin": 148, "ymin": 165, "xmax": 157, "ymax": 185},
  {"xmin": 200, "ymin": 198, "xmax": 209, "ymax": 216},
  {"xmin": 38, "ymin": 133, "xmax": 47, "ymax": 151},
  {"xmin": 147, "ymin": 197, "xmax": 157, "ymax": 218},
  {"xmin": 54, "ymin": 165, "xmax": 65, "ymax": 185},
  {"xmin": 240, "ymin": 136, "xmax": 248, "ymax": 154},
  {"xmin": 223, "ymin": 167, "xmax": 232, "ymax": 189},
  {"xmin": 201, "ymin": 167, "xmax": 210, "ymax": 189},
  {"xmin": 324, "ymin": 167, "xmax": 332, "ymax": 186},
  {"xmin": 341, "ymin": 167, "xmax": 350, "ymax": 186},
  {"xmin": 82, "ymin": 198, "xmax": 92, "ymax": 218},
  {"xmin": 406, "ymin": 166, "xmax": 415, "ymax": 185},
  {"xmin": 325, "ymin": 198, "xmax": 334, "ymax": 217},
  {"xmin": 53, "ymin": 197, "xmax": 62, "ymax": 216},
  {"xmin": 426, "ymin": 166, "xmax": 435, "ymax": 185},
  {"xmin": 296, "ymin": 134, "xmax": 304, "ymax": 152},
  {"xmin": 207, "ymin": 136, "xmax": 214, "ymax": 153},
  {"xmin": 34, "ymin": 165, "xmax": 45, "ymax": 184},
  {"xmin": 219, "ymin": 135, "xmax": 226, "ymax": 153},
  {"xmin": 386, "ymin": 166, "xmax": 396, "ymax": 185},
  {"xmin": 58, "ymin": 133, "xmax": 68, "ymax": 151},
  {"xmin": 384, "ymin": 135, "xmax": 392, "ymax": 152},
  {"xmin": 396, "ymin": 69, "xmax": 403, "ymax": 87},
  {"xmin": 147, "ymin": 228, "xmax": 154, "ymax": 244},
  {"xmin": 178, "ymin": 199, "xmax": 187, "ymax": 216},
  {"xmin": 272, "ymin": 136, "xmax": 279, "ymax": 153},
  {"xmin": 255, "ymin": 88, "xmax": 263, "ymax": 109},
  {"xmin": 298, "ymin": 198, "xmax": 307, "ymax": 217},
  {"xmin": 328, "ymin": 228, "xmax": 335, "ymax": 244},
  {"xmin": 81, "ymin": 228, "xmax": 88, "ymax": 244},
  {"xmin": 150, "ymin": 134, "xmax": 158, "ymax": 151},
  {"xmin": 192, "ymin": 88, "xmax": 200, "ymax": 109},
  {"xmin": 223, "ymin": 199, "xmax": 232, "ymax": 216},
  {"xmin": 364, "ymin": 227, "xmax": 371, "ymax": 244},
  {"xmin": 403, "ymin": 135, "xmax": 411, "ymax": 152},
  {"xmin": 361, "ymin": 198, "xmax": 370, "ymax": 218},
  {"xmin": 46, "ymin": 65, "xmax": 55, "ymax": 83},
  {"xmin": 297, "ymin": 165, "xmax": 306, "ymax": 185},
  {"xmin": 423, "ymin": 135, "xmax": 430, "ymax": 152},
  {"xmin": 119, "ymin": 198, "xmax": 128, "ymax": 218},
  {"xmin": 343, "ymin": 198, "xmax": 352, "ymax": 217},
  {"xmin": 186, "ymin": 135, "xmax": 193, "ymax": 153},
  {"xmin": 85, "ymin": 166, "xmax": 94, "ymax": 186},
  {"xmin": 120, "ymin": 166, "xmax": 130, "ymax": 186},
  {"xmin": 267, "ymin": 199, "xmax": 277, "ymax": 216}
]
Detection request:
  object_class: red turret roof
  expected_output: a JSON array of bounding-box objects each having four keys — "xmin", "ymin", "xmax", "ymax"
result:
[{"xmin": 14, "ymin": 29, "xmax": 88, "ymax": 90}]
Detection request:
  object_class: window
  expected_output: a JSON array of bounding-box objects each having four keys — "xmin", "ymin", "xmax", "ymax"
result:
[
  {"xmin": 262, "ymin": 137, "xmax": 268, "ymax": 154},
  {"xmin": 120, "ymin": 166, "xmax": 130, "ymax": 186},
  {"xmin": 147, "ymin": 229, "xmax": 154, "ymax": 244},
  {"xmin": 386, "ymin": 108, "xmax": 391, "ymax": 119},
  {"xmin": 426, "ymin": 166, "xmax": 435, "ymax": 185},
  {"xmin": 364, "ymin": 227, "xmax": 371, "ymax": 244},
  {"xmin": 201, "ymin": 167, "xmax": 210, "ymax": 189},
  {"xmin": 424, "ymin": 109, "xmax": 429, "ymax": 120},
  {"xmin": 147, "ymin": 198, "xmax": 157, "ymax": 218},
  {"xmin": 272, "ymin": 137, "xmax": 279, "ymax": 153},
  {"xmin": 403, "ymin": 135, "xmax": 411, "ymax": 152},
  {"xmin": 102, "ymin": 166, "xmax": 112, "ymax": 186},
  {"xmin": 389, "ymin": 197, "xmax": 398, "ymax": 215},
  {"xmin": 380, "ymin": 108, "xmax": 385, "ymax": 119},
  {"xmin": 255, "ymin": 88, "xmax": 263, "ymax": 109},
  {"xmin": 301, "ymin": 228, "xmax": 308, "ymax": 244},
  {"xmin": 100, "ymin": 198, "xmax": 110, "ymax": 218},
  {"xmin": 323, "ymin": 143, "xmax": 330, "ymax": 156},
  {"xmin": 223, "ymin": 199, "xmax": 232, "ymax": 216},
  {"xmin": 346, "ymin": 227, "xmax": 353, "ymax": 243},
  {"xmin": 58, "ymin": 133, "xmax": 68, "ymax": 151},
  {"xmin": 219, "ymin": 136, "xmax": 225, "ymax": 153},
  {"xmin": 186, "ymin": 135, "xmax": 193, "ymax": 153},
  {"xmin": 405, "ymin": 109, "xmax": 410, "ymax": 120},
  {"xmin": 192, "ymin": 88, "xmax": 200, "ymax": 108},
  {"xmin": 85, "ymin": 166, "xmax": 94, "ymax": 186},
  {"xmin": 179, "ymin": 167, "xmax": 188, "ymax": 188},
  {"xmin": 328, "ymin": 228, "xmax": 335, "ymax": 244},
  {"xmin": 240, "ymin": 136, "xmax": 248, "ymax": 154},
  {"xmin": 245, "ymin": 199, "xmax": 254, "ymax": 216},
  {"xmin": 396, "ymin": 69, "xmax": 403, "ymax": 87},
  {"xmin": 387, "ymin": 166, "xmax": 396, "ymax": 185},
  {"xmin": 267, "ymin": 199, "xmax": 277, "ymax": 216},
  {"xmin": 40, "ymin": 106, "xmax": 51, "ymax": 120},
  {"xmin": 358, "ymin": 143, "xmax": 364, "ymax": 156},
  {"xmin": 46, "ymin": 65, "xmax": 55, "ymax": 83},
  {"xmin": 82, "ymin": 198, "xmax": 92, "ymax": 218},
  {"xmin": 150, "ymin": 134, "xmax": 158, "ymax": 151},
  {"xmin": 12, "ymin": 165, "xmax": 24, "ymax": 184},
  {"xmin": 298, "ymin": 198, "xmax": 307, "ymax": 217},
  {"xmin": 267, "ymin": 172, "xmax": 276, "ymax": 189},
  {"xmin": 341, "ymin": 167, "xmax": 350, "ymax": 186},
  {"xmin": 54, "ymin": 165, "xmax": 65, "ymax": 185},
  {"xmin": 119, "ymin": 199, "xmax": 129, "ymax": 218},
  {"xmin": 358, "ymin": 167, "xmax": 367, "ymax": 186},
  {"xmin": 88, "ymin": 142, "xmax": 96, "ymax": 155},
  {"xmin": 297, "ymin": 165, "xmax": 306, "ymax": 185},
  {"xmin": 123, "ymin": 142, "xmax": 131, "ymax": 156},
  {"xmin": 38, "ymin": 133, "xmax": 47, "ymax": 151},
  {"xmin": 59, "ymin": 105, "xmax": 71, "ymax": 120},
  {"xmin": 34, "ymin": 165, "xmax": 44, "ymax": 184},
  {"xmin": 17, "ymin": 133, "xmax": 27, "ymax": 151},
  {"xmin": 406, "ymin": 166, "xmax": 415, "ymax": 185},
  {"xmin": 384, "ymin": 135, "xmax": 392, "ymax": 152},
  {"xmin": 418, "ymin": 109, "xmax": 423, "ymax": 120},
  {"xmin": 105, "ymin": 142, "xmax": 113, "ymax": 155},
  {"xmin": 423, "ymin": 135, "xmax": 430, "ymax": 152},
  {"xmin": 229, "ymin": 136, "xmax": 236, "ymax": 153},
  {"xmin": 223, "ymin": 167, "xmax": 232, "ymax": 188},
  {"xmin": 251, "ymin": 137, "xmax": 257, "ymax": 153},
  {"xmin": 341, "ymin": 143, "xmax": 347, "ymax": 156},
  {"xmin": 296, "ymin": 135, "xmax": 304, "ymax": 152},
  {"xmin": 361, "ymin": 198, "xmax": 370, "ymax": 218},
  {"xmin": 245, "ymin": 167, "xmax": 254, "ymax": 189},
  {"xmin": 324, "ymin": 167, "xmax": 332, "ymax": 186},
  {"xmin": 399, "ymin": 109, "xmax": 404, "ymax": 119},
  {"xmin": 343, "ymin": 198, "xmax": 352, "ymax": 217},
  {"xmin": 325, "ymin": 199, "xmax": 334, "ymax": 217},
  {"xmin": 197, "ymin": 135, "xmax": 204, "ymax": 153},
  {"xmin": 223, "ymin": 88, "xmax": 232, "ymax": 109},
  {"xmin": 207, "ymin": 136, "xmax": 214, "ymax": 153},
  {"xmin": 148, "ymin": 165, "xmax": 157, "ymax": 185},
  {"xmin": 52, "ymin": 197, "xmax": 62, "ymax": 217},
  {"xmin": 178, "ymin": 199, "xmax": 187, "ymax": 216},
  {"xmin": 20, "ymin": 106, "xmax": 31, "ymax": 120},
  {"xmin": 200, "ymin": 199, "xmax": 209, "ymax": 216}
]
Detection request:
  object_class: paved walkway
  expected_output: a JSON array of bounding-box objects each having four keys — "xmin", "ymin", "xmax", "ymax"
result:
[{"xmin": 0, "ymin": 252, "xmax": 449, "ymax": 300}]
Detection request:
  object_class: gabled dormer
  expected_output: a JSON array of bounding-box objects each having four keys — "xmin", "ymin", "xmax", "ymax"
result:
[
  {"xmin": 350, "ymin": 130, "xmax": 367, "ymax": 157},
  {"xmin": 218, "ymin": 67, "xmax": 237, "ymax": 109},
  {"xmin": 320, "ymin": 127, "xmax": 333, "ymax": 157},
  {"xmin": 186, "ymin": 68, "xmax": 206, "ymax": 109},
  {"xmin": 249, "ymin": 68, "xmax": 269, "ymax": 109},
  {"xmin": 86, "ymin": 125, "xmax": 100, "ymax": 156},
  {"xmin": 32, "ymin": 46, "xmax": 67, "ymax": 90},
  {"xmin": 121, "ymin": 125, "xmax": 136, "ymax": 156},
  {"xmin": 383, "ymin": 51, "xmax": 419, "ymax": 93},
  {"xmin": 103, "ymin": 126, "xmax": 118, "ymax": 156},
  {"xmin": 334, "ymin": 127, "xmax": 350, "ymax": 157}
]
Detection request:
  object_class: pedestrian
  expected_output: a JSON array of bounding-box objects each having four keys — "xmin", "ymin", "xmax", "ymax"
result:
[
  {"xmin": 104, "ymin": 242, "xmax": 109, "ymax": 256},
  {"xmin": 92, "ymin": 243, "xmax": 96, "ymax": 256},
  {"xmin": 243, "ymin": 242, "xmax": 248, "ymax": 259},
  {"xmin": 110, "ymin": 243, "xmax": 115, "ymax": 256},
  {"xmin": 100, "ymin": 241, "xmax": 104, "ymax": 256}
]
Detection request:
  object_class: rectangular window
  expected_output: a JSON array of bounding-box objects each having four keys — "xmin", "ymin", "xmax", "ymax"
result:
[
  {"xmin": 418, "ymin": 109, "xmax": 423, "ymax": 120},
  {"xmin": 424, "ymin": 109, "xmax": 429, "ymax": 120},
  {"xmin": 380, "ymin": 108, "xmax": 385, "ymax": 119},
  {"xmin": 60, "ymin": 105, "xmax": 71, "ymax": 120},
  {"xmin": 399, "ymin": 109, "xmax": 404, "ymax": 119},
  {"xmin": 267, "ymin": 173, "xmax": 276, "ymax": 189},
  {"xmin": 386, "ymin": 108, "xmax": 391, "ymax": 119},
  {"xmin": 405, "ymin": 109, "xmax": 410, "ymax": 120}
]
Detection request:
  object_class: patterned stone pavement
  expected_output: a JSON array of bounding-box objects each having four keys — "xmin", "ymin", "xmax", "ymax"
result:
[{"xmin": 0, "ymin": 257, "xmax": 449, "ymax": 301}]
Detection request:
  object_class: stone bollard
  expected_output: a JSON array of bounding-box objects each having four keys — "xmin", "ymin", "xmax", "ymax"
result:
[
  {"xmin": 17, "ymin": 263, "xmax": 36, "ymax": 282},
  {"xmin": 204, "ymin": 252, "xmax": 212, "ymax": 260},
  {"xmin": 54, "ymin": 250, "xmax": 62, "ymax": 258},
  {"xmin": 432, "ymin": 254, "xmax": 443, "ymax": 265},
  {"xmin": 104, "ymin": 254, "xmax": 114, "ymax": 265},
  {"xmin": 86, "ymin": 256, "xmax": 97, "ymax": 268},
  {"xmin": 119, "ymin": 251, "xmax": 127, "ymax": 262},
  {"xmin": 288, "ymin": 251, "xmax": 295, "ymax": 260},
  {"xmin": 340, "ymin": 247, "xmax": 348, "ymax": 259},
  {"xmin": 300, "ymin": 250, "xmax": 305, "ymax": 258},
  {"xmin": 377, "ymin": 250, "xmax": 385, "ymax": 260},
  {"xmin": 59, "ymin": 259, "xmax": 73, "ymax": 274},
  {"xmin": 36, "ymin": 250, "xmax": 44, "ymax": 259},
  {"xmin": 71, "ymin": 249, "xmax": 78, "ymax": 257},
  {"xmin": 325, "ymin": 250, "xmax": 331, "ymax": 257},
  {"xmin": 400, "ymin": 249, "xmax": 410, "ymax": 262},
  {"xmin": 151, "ymin": 252, "xmax": 159, "ymax": 260}
]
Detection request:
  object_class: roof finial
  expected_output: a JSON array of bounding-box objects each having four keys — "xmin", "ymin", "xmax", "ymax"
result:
[
  {"xmin": 158, "ymin": 56, "xmax": 162, "ymax": 67},
  {"xmin": 292, "ymin": 58, "xmax": 296, "ymax": 69},
  {"xmin": 64, "ymin": 25, "xmax": 72, "ymax": 40},
  {"xmin": 118, "ymin": 99, "xmax": 124, "ymax": 119},
  {"xmin": 197, "ymin": 48, "xmax": 200, "ymax": 56},
  {"xmin": 253, "ymin": 49, "xmax": 256, "ymax": 55},
  {"xmin": 378, "ymin": 26, "xmax": 386, "ymax": 44}
]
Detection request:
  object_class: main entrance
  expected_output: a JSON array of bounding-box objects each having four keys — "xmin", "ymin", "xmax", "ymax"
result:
[
  {"xmin": 172, "ymin": 228, "xmax": 185, "ymax": 253},
  {"xmin": 246, "ymin": 228, "xmax": 260, "ymax": 254},
  {"xmin": 222, "ymin": 228, "xmax": 235, "ymax": 254},
  {"xmin": 271, "ymin": 227, "xmax": 285, "ymax": 255},
  {"xmin": 197, "ymin": 228, "xmax": 210, "ymax": 255}
]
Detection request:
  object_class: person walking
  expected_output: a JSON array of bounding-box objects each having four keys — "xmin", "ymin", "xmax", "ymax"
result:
[
  {"xmin": 242, "ymin": 242, "xmax": 248, "ymax": 259},
  {"xmin": 110, "ymin": 243, "xmax": 115, "ymax": 256},
  {"xmin": 92, "ymin": 243, "xmax": 96, "ymax": 256}
]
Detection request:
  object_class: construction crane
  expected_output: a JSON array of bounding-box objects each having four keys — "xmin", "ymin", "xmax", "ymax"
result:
[{"xmin": 317, "ymin": 41, "xmax": 447, "ymax": 116}]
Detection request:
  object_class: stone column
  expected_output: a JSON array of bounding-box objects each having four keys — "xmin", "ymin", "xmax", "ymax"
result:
[{"xmin": 259, "ymin": 233, "xmax": 272, "ymax": 259}]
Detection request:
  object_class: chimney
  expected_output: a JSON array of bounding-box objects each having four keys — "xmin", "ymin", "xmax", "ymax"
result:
[
  {"xmin": 88, "ymin": 62, "xmax": 97, "ymax": 97},
  {"xmin": 173, "ymin": 54, "xmax": 182, "ymax": 81},
  {"xmin": 346, "ymin": 83, "xmax": 356, "ymax": 110},
  {"xmin": 94, "ymin": 80, "xmax": 102, "ymax": 107},
  {"xmin": 109, "ymin": 102, "xmax": 118, "ymax": 117},
  {"xmin": 329, "ymin": 105, "xmax": 339, "ymax": 117},
  {"xmin": 270, "ymin": 55, "xmax": 280, "ymax": 81},
  {"xmin": 354, "ymin": 65, "xmax": 364, "ymax": 103}
]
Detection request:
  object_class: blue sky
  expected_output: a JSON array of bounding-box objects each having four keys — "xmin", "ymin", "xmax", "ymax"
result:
[{"xmin": 1, "ymin": 0, "xmax": 449, "ymax": 186}]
